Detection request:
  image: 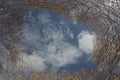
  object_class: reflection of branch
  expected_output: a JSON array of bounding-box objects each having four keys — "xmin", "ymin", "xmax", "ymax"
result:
[
  {"xmin": 0, "ymin": 0, "xmax": 6, "ymax": 9},
  {"xmin": 0, "ymin": 0, "xmax": 119, "ymax": 79},
  {"xmin": 13, "ymin": 0, "xmax": 68, "ymax": 14},
  {"xmin": 0, "ymin": 63, "xmax": 2, "ymax": 70}
]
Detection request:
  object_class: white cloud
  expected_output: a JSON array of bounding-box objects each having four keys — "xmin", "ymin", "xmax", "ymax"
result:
[
  {"xmin": 17, "ymin": 11, "xmax": 84, "ymax": 71},
  {"xmin": 11, "ymin": 10, "xmax": 97, "ymax": 72},
  {"xmin": 18, "ymin": 40, "xmax": 82, "ymax": 71},
  {"xmin": 17, "ymin": 53, "xmax": 47, "ymax": 71},
  {"xmin": 45, "ymin": 40, "xmax": 82, "ymax": 67},
  {"xmin": 38, "ymin": 12, "xmax": 51, "ymax": 24},
  {"xmin": 78, "ymin": 31, "xmax": 95, "ymax": 54},
  {"xmin": 0, "ymin": 10, "xmax": 95, "ymax": 72}
]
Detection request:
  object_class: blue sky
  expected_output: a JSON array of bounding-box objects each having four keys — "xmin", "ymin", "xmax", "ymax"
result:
[
  {"xmin": 0, "ymin": 9, "xmax": 96, "ymax": 73},
  {"xmin": 16, "ymin": 9, "xmax": 96, "ymax": 72}
]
